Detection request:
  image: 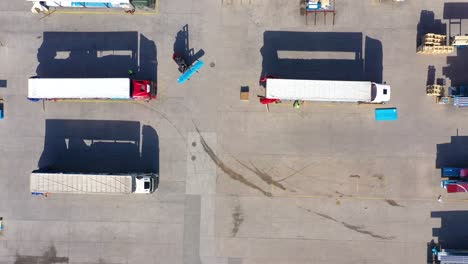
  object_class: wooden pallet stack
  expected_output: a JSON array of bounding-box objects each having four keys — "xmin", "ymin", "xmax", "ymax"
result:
[
  {"xmin": 417, "ymin": 33, "xmax": 454, "ymax": 54},
  {"xmin": 426, "ymin": 85, "xmax": 444, "ymax": 96}
]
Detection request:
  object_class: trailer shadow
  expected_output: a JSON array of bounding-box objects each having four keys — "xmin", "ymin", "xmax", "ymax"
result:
[
  {"xmin": 416, "ymin": 10, "xmax": 446, "ymax": 48},
  {"xmin": 37, "ymin": 119, "xmax": 159, "ymax": 174},
  {"xmin": 436, "ymin": 136, "xmax": 468, "ymax": 168},
  {"xmin": 35, "ymin": 32, "xmax": 157, "ymax": 81},
  {"xmin": 173, "ymin": 24, "xmax": 204, "ymax": 66},
  {"xmin": 260, "ymin": 31, "xmax": 383, "ymax": 84},
  {"xmin": 444, "ymin": 3, "xmax": 468, "ymax": 40},
  {"xmin": 432, "ymin": 210, "xmax": 468, "ymax": 249},
  {"xmin": 426, "ymin": 65, "xmax": 436, "ymax": 86},
  {"xmin": 443, "ymin": 47, "xmax": 468, "ymax": 86}
]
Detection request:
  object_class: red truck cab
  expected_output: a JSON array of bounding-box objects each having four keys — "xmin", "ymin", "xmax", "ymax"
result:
[{"xmin": 131, "ymin": 80, "xmax": 157, "ymax": 100}]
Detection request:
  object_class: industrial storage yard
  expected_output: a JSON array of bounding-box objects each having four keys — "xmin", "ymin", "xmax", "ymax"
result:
[{"xmin": 1, "ymin": 0, "xmax": 468, "ymax": 263}]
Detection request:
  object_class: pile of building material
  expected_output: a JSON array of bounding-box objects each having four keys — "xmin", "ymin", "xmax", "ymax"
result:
[{"xmin": 417, "ymin": 33, "xmax": 455, "ymax": 55}]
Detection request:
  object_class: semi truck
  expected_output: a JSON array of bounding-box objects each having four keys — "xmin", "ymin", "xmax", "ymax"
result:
[
  {"xmin": 28, "ymin": 78, "xmax": 157, "ymax": 101},
  {"xmin": 29, "ymin": 0, "xmax": 135, "ymax": 13},
  {"xmin": 265, "ymin": 78, "xmax": 391, "ymax": 104},
  {"xmin": 30, "ymin": 172, "xmax": 158, "ymax": 195}
]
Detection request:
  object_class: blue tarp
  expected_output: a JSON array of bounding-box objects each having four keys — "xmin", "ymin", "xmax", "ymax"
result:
[
  {"xmin": 177, "ymin": 60, "xmax": 204, "ymax": 84},
  {"xmin": 71, "ymin": 2, "xmax": 113, "ymax": 7},
  {"xmin": 375, "ymin": 108, "xmax": 398, "ymax": 121}
]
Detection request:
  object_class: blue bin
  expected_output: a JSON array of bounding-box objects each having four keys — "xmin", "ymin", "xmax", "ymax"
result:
[
  {"xmin": 375, "ymin": 108, "xmax": 398, "ymax": 121},
  {"xmin": 0, "ymin": 110, "xmax": 3, "ymax": 120},
  {"xmin": 442, "ymin": 167, "xmax": 461, "ymax": 177}
]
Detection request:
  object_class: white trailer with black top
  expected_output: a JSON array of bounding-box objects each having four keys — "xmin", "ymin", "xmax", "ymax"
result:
[
  {"xmin": 30, "ymin": 172, "xmax": 157, "ymax": 195},
  {"xmin": 265, "ymin": 78, "xmax": 391, "ymax": 104}
]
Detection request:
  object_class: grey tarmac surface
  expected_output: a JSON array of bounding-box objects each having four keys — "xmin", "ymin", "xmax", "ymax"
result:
[{"xmin": 0, "ymin": 0, "xmax": 468, "ymax": 263}]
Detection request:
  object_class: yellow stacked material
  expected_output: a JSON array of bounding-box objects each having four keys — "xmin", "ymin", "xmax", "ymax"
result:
[
  {"xmin": 426, "ymin": 85, "xmax": 444, "ymax": 96},
  {"xmin": 240, "ymin": 91, "xmax": 249, "ymax": 101},
  {"xmin": 417, "ymin": 45, "xmax": 454, "ymax": 54},
  {"xmin": 422, "ymin": 33, "xmax": 446, "ymax": 46}
]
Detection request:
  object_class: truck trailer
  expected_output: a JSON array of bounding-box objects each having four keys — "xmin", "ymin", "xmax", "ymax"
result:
[
  {"xmin": 30, "ymin": 172, "xmax": 158, "ymax": 195},
  {"xmin": 28, "ymin": 0, "xmax": 135, "ymax": 13},
  {"xmin": 28, "ymin": 78, "xmax": 157, "ymax": 101},
  {"xmin": 265, "ymin": 78, "xmax": 390, "ymax": 104}
]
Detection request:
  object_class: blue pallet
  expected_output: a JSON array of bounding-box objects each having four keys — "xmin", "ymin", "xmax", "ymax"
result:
[
  {"xmin": 178, "ymin": 60, "xmax": 205, "ymax": 84},
  {"xmin": 375, "ymin": 108, "xmax": 398, "ymax": 121}
]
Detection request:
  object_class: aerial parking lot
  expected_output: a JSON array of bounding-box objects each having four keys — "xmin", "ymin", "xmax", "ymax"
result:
[{"xmin": 2, "ymin": 0, "xmax": 468, "ymax": 263}]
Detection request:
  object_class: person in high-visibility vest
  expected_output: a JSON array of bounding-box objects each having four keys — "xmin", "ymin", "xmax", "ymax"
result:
[{"xmin": 293, "ymin": 100, "xmax": 301, "ymax": 109}]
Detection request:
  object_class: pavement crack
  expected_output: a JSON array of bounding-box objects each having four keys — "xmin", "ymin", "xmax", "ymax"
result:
[
  {"xmin": 236, "ymin": 160, "xmax": 287, "ymax": 190},
  {"xmin": 196, "ymin": 128, "xmax": 272, "ymax": 197}
]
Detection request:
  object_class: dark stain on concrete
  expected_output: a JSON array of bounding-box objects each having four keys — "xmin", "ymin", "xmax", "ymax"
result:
[
  {"xmin": 15, "ymin": 246, "xmax": 69, "ymax": 264},
  {"xmin": 313, "ymin": 212, "xmax": 338, "ymax": 222},
  {"xmin": 335, "ymin": 191, "xmax": 351, "ymax": 198},
  {"xmin": 236, "ymin": 160, "xmax": 287, "ymax": 190},
  {"xmin": 385, "ymin": 199, "xmax": 404, "ymax": 207},
  {"xmin": 231, "ymin": 203, "xmax": 244, "ymax": 237},
  {"xmin": 373, "ymin": 174, "xmax": 385, "ymax": 180},
  {"xmin": 304, "ymin": 209, "xmax": 395, "ymax": 240},
  {"xmin": 197, "ymin": 129, "xmax": 272, "ymax": 197},
  {"xmin": 341, "ymin": 222, "xmax": 395, "ymax": 240},
  {"xmin": 349, "ymin": 174, "xmax": 361, "ymax": 178}
]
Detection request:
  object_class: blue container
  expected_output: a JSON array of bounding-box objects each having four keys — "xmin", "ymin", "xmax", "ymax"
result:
[
  {"xmin": 442, "ymin": 167, "xmax": 461, "ymax": 177},
  {"xmin": 375, "ymin": 108, "xmax": 398, "ymax": 121},
  {"xmin": 0, "ymin": 110, "xmax": 3, "ymax": 120}
]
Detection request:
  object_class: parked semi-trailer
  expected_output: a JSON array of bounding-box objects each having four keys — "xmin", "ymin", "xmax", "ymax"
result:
[
  {"xmin": 265, "ymin": 78, "xmax": 391, "ymax": 104},
  {"xmin": 30, "ymin": 172, "xmax": 158, "ymax": 195},
  {"xmin": 28, "ymin": 78, "xmax": 157, "ymax": 101}
]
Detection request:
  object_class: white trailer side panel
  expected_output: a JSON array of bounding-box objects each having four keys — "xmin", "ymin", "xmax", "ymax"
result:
[
  {"xmin": 28, "ymin": 78, "xmax": 131, "ymax": 99},
  {"xmin": 30, "ymin": 173, "xmax": 133, "ymax": 194},
  {"xmin": 27, "ymin": 0, "xmax": 131, "ymax": 8},
  {"xmin": 266, "ymin": 79, "xmax": 372, "ymax": 102}
]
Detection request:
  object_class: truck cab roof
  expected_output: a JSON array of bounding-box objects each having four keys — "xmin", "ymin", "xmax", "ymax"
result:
[
  {"xmin": 371, "ymin": 83, "xmax": 391, "ymax": 103},
  {"xmin": 134, "ymin": 174, "xmax": 158, "ymax": 194},
  {"xmin": 131, "ymin": 80, "xmax": 157, "ymax": 100}
]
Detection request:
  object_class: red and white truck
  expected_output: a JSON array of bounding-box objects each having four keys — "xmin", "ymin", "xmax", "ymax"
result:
[{"xmin": 28, "ymin": 78, "xmax": 157, "ymax": 101}]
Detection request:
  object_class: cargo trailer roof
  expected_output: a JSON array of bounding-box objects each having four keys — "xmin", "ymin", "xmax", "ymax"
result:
[
  {"xmin": 30, "ymin": 173, "xmax": 133, "ymax": 194},
  {"xmin": 28, "ymin": 78, "xmax": 131, "ymax": 99},
  {"xmin": 266, "ymin": 79, "xmax": 372, "ymax": 102}
]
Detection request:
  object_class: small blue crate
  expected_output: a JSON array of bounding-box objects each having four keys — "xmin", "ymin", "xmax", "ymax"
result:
[{"xmin": 375, "ymin": 108, "xmax": 397, "ymax": 121}]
